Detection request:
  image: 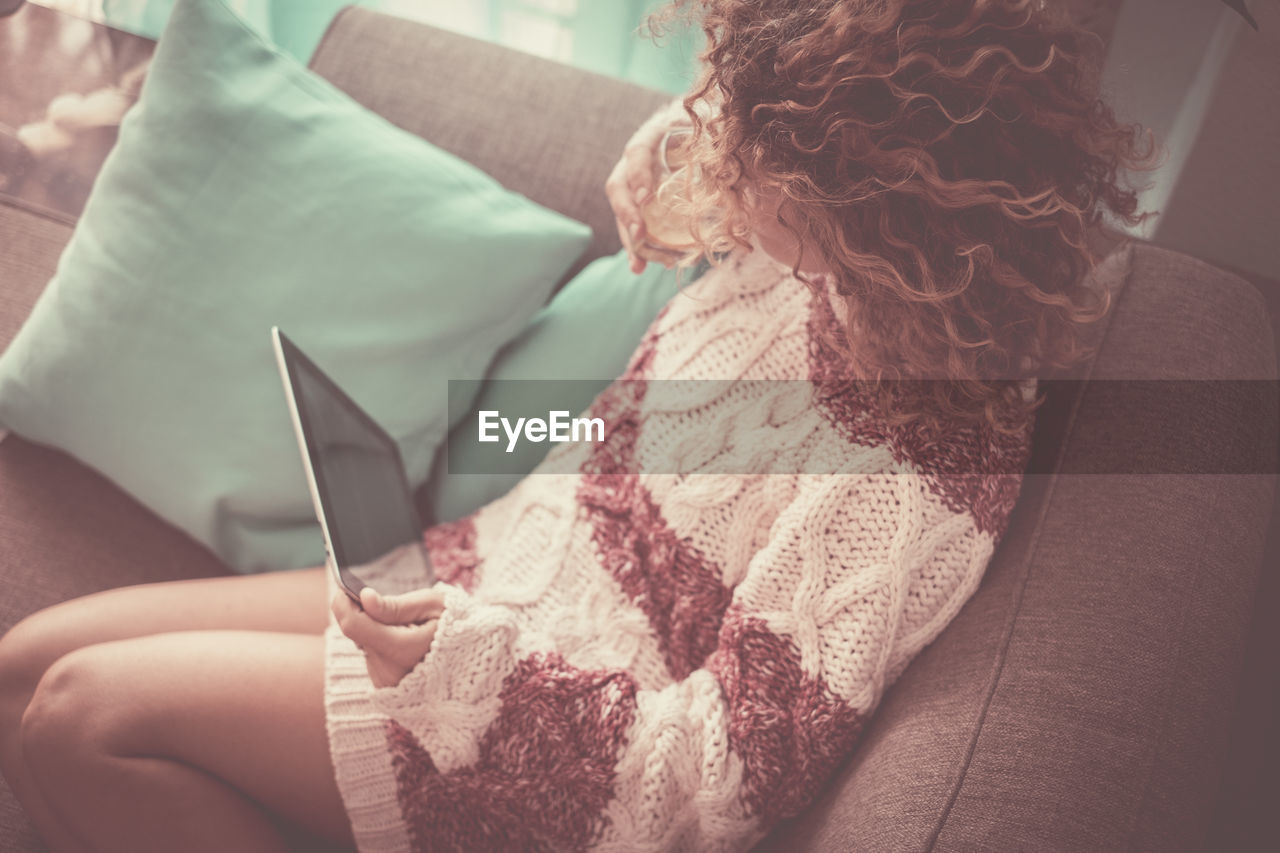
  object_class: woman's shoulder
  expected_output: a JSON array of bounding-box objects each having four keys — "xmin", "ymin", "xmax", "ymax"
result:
[
  {"xmin": 657, "ymin": 248, "xmax": 806, "ymax": 326},
  {"xmin": 637, "ymin": 248, "xmax": 827, "ymax": 383}
]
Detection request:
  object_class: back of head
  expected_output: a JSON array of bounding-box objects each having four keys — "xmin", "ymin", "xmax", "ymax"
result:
[{"xmin": 648, "ymin": 0, "xmax": 1161, "ymax": 436}]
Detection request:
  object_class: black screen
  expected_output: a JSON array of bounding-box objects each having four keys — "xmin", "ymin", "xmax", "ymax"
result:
[{"xmin": 278, "ymin": 330, "xmax": 434, "ymax": 594}]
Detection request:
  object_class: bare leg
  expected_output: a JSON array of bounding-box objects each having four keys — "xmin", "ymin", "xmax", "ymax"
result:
[
  {"xmin": 21, "ymin": 631, "xmax": 352, "ymax": 853},
  {"xmin": 0, "ymin": 568, "xmax": 333, "ymax": 852}
]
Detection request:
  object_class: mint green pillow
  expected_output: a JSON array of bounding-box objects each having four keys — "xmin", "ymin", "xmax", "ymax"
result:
[
  {"xmin": 427, "ymin": 250, "xmax": 706, "ymax": 523},
  {"xmin": 0, "ymin": 0, "xmax": 590, "ymax": 573}
]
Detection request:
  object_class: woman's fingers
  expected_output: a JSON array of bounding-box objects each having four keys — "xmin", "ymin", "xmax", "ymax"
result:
[
  {"xmin": 349, "ymin": 615, "xmax": 437, "ymax": 668},
  {"xmin": 367, "ymin": 621, "xmax": 437, "ymax": 689},
  {"xmin": 379, "ymin": 621, "xmax": 439, "ymax": 672},
  {"xmin": 607, "ymin": 145, "xmax": 653, "ymax": 226},
  {"xmin": 332, "ymin": 586, "xmax": 446, "ymax": 634},
  {"xmin": 615, "ymin": 219, "xmax": 649, "ymax": 274},
  {"xmin": 330, "ymin": 589, "xmax": 359, "ymax": 629},
  {"xmin": 331, "ymin": 591, "xmax": 439, "ymax": 688},
  {"xmin": 331, "ymin": 591, "xmax": 375, "ymax": 646},
  {"xmin": 607, "ymin": 143, "xmax": 660, "ymax": 273},
  {"xmin": 360, "ymin": 586, "xmax": 445, "ymax": 626},
  {"xmin": 331, "ymin": 592, "xmax": 403, "ymax": 648},
  {"xmin": 606, "ymin": 171, "xmax": 644, "ymax": 271},
  {"xmin": 624, "ymin": 144, "xmax": 655, "ymax": 199}
]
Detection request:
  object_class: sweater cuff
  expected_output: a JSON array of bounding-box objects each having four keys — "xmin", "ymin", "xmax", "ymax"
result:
[{"xmin": 368, "ymin": 583, "xmax": 521, "ymax": 772}]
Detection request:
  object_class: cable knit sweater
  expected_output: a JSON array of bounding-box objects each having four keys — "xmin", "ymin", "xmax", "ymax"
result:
[{"xmin": 322, "ymin": 244, "xmax": 1036, "ymax": 852}]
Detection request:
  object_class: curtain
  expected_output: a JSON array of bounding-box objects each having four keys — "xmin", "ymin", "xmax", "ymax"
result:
[{"xmin": 90, "ymin": 0, "xmax": 703, "ymax": 94}]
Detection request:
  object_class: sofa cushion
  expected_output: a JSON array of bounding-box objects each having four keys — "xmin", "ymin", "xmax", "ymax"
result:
[
  {"xmin": 308, "ymin": 5, "xmax": 675, "ymax": 284},
  {"xmin": 0, "ymin": 0, "xmax": 592, "ymax": 574}
]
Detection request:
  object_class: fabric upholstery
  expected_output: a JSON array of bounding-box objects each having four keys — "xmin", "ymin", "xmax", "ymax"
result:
[{"xmin": 0, "ymin": 203, "xmax": 72, "ymax": 356}]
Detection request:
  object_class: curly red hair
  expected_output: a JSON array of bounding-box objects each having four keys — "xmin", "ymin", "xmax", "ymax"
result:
[{"xmin": 646, "ymin": 0, "xmax": 1160, "ymax": 436}]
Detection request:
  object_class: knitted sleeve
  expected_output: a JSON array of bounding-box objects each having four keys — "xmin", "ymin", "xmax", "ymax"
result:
[{"xmin": 364, "ymin": 465, "xmax": 1019, "ymax": 851}]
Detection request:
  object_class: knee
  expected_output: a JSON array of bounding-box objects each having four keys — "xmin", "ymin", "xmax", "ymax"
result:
[
  {"xmin": 20, "ymin": 647, "xmax": 117, "ymax": 775},
  {"xmin": 0, "ymin": 614, "xmax": 57, "ymax": 721}
]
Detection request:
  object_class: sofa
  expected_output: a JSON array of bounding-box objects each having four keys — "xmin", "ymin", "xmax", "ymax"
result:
[{"xmin": 1, "ymin": 5, "xmax": 1277, "ymax": 852}]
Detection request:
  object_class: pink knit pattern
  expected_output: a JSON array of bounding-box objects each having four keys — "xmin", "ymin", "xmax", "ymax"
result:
[
  {"xmin": 322, "ymin": 245, "xmax": 1035, "ymax": 853},
  {"xmin": 421, "ymin": 517, "xmax": 480, "ymax": 591},
  {"xmin": 806, "ymin": 285, "xmax": 1030, "ymax": 538},
  {"xmin": 383, "ymin": 652, "xmax": 638, "ymax": 852}
]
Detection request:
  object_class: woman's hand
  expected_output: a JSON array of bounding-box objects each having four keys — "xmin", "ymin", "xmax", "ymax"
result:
[
  {"xmin": 606, "ymin": 142, "xmax": 662, "ymax": 273},
  {"xmin": 606, "ymin": 115, "xmax": 690, "ymax": 274},
  {"xmin": 330, "ymin": 586, "xmax": 445, "ymax": 689}
]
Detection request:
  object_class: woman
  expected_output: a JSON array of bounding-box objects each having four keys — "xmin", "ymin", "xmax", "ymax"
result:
[{"xmin": 0, "ymin": 1, "xmax": 1155, "ymax": 851}]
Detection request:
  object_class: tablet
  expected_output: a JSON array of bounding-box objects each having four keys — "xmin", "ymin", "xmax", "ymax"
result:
[{"xmin": 271, "ymin": 326, "xmax": 434, "ymax": 602}]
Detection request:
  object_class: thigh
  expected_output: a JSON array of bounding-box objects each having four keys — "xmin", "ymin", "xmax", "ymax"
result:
[
  {"xmin": 2, "ymin": 567, "xmax": 330, "ymax": 688},
  {"xmin": 36, "ymin": 630, "xmax": 355, "ymax": 848}
]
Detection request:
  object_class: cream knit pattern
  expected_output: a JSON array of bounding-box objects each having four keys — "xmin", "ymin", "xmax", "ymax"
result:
[{"xmin": 323, "ymin": 245, "xmax": 1035, "ymax": 853}]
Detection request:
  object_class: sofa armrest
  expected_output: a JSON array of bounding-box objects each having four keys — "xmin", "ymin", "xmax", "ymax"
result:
[{"xmin": 308, "ymin": 6, "xmax": 676, "ymax": 283}]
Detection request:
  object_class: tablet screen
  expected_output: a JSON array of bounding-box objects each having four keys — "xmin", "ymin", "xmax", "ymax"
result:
[{"xmin": 278, "ymin": 331, "xmax": 434, "ymax": 593}]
